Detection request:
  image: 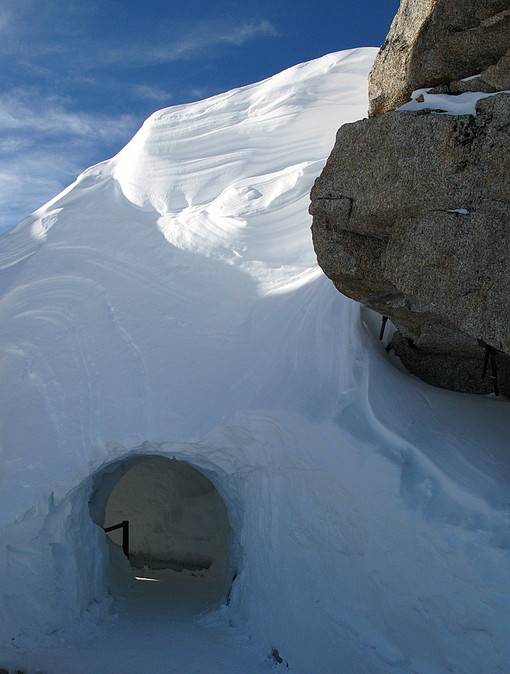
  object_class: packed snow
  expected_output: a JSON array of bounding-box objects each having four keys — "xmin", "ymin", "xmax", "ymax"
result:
[
  {"xmin": 1, "ymin": 47, "xmax": 510, "ymax": 674},
  {"xmin": 399, "ymin": 87, "xmax": 510, "ymax": 115}
]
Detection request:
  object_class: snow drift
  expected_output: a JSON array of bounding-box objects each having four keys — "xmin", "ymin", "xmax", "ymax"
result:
[{"xmin": 1, "ymin": 48, "xmax": 510, "ymax": 674}]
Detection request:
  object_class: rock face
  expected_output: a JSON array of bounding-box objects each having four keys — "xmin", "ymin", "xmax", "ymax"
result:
[
  {"xmin": 369, "ymin": 0, "xmax": 510, "ymax": 116},
  {"xmin": 311, "ymin": 0, "xmax": 510, "ymax": 395}
]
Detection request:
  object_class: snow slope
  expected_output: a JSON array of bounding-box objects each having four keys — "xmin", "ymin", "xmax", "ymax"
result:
[{"xmin": 1, "ymin": 47, "xmax": 510, "ymax": 674}]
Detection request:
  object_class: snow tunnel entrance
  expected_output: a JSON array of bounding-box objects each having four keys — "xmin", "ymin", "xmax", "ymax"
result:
[{"xmin": 88, "ymin": 455, "xmax": 232, "ymax": 612}]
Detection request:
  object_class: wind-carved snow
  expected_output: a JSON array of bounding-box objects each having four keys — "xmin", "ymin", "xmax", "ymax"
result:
[{"xmin": 1, "ymin": 48, "xmax": 510, "ymax": 674}]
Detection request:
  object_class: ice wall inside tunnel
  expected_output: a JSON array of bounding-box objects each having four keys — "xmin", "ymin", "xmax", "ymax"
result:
[
  {"xmin": 0, "ymin": 446, "xmax": 245, "ymax": 641},
  {"xmin": 99, "ymin": 456, "xmax": 231, "ymax": 574}
]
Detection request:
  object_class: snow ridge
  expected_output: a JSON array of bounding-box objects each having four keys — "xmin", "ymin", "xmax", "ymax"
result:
[{"xmin": 1, "ymin": 48, "xmax": 510, "ymax": 674}]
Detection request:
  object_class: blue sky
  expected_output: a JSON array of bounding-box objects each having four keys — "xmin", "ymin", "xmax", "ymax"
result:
[{"xmin": 0, "ymin": 0, "xmax": 399, "ymax": 232}]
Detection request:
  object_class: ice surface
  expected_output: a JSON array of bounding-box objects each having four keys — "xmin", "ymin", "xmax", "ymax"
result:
[{"xmin": 1, "ymin": 48, "xmax": 510, "ymax": 674}]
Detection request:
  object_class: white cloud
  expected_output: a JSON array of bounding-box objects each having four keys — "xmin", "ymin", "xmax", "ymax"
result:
[
  {"xmin": 0, "ymin": 8, "xmax": 13, "ymax": 33},
  {"xmin": 150, "ymin": 18, "xmax": 278, "ymax": 62},
  {"xmin": 131, "ymin": 84, "xmax": 173, "ymax": 103},
  {"xmin": 0, "ymin": 152, "xmax": 73, "ymax": 230},
  {"xmin": 0, "ymin": 11, "xmax": 278, "ymax": 68},
  {"xmin": 220, "ymin": 18, "xmax": 279, "ymax": 46},
  {"xmin": 89, "ymin": 18, "xmax": 279, "ymax": 67},
  {"xmin": 187, "ymin": 85, "xmax": 220, "ymax": 101},
  {"xmin": 0, "ymin": 88, "xmax": 139, "ymax": 232},
  {"xmin": 0, "ymin": 9, "xmax": 280, "ymax": 230},
  {"xmin": 0, "ymin": 0, "xmax": 34, "ymax": 40},
  {"xmin": 0, "ymin": 88, "xmax": 135, "ymax": 138}
]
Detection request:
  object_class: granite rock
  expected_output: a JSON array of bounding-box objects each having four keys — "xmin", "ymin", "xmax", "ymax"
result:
[
  {"xmin": 311, "ymin": 94, "xmax": 510, "ymax": 394},
  {"xmin": 369, "ymin": 0, "xmax": 510, "ymax": 116}
]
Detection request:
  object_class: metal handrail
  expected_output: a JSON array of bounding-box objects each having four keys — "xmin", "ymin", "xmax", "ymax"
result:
[{"xmin": 103, "ymin": 520, "xmax": 130, "ymax": 559}]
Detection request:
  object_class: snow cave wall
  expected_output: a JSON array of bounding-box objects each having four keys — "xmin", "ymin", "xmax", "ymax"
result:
[{"xmin": 101, "ymin": 456, "xmax": 230, "ymax": 573}]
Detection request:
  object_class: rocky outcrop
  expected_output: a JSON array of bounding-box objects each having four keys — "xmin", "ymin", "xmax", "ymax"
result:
[
  {"xmin": 311, "ymin": 94, "xmax": 510, "ymax": 394},
  {"xmin": 369, "ymin": 0, "xmax": 510, "ymax": 116},
  {"xmin": 311, "ymin": 0, "xmax": 510, "ymax": 395}
]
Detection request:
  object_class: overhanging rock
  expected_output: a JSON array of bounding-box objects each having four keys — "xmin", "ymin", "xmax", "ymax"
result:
[{"xmin": 311, "ymin": 94, "xmax": 510, "ymax": 394}]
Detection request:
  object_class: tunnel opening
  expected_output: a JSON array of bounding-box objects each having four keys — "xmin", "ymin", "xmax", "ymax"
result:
[{"xmin": 88, "ymin": 455, "xmax": 233, "ymax": 613}]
